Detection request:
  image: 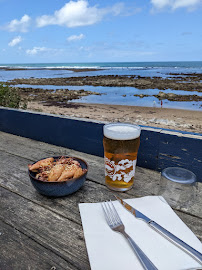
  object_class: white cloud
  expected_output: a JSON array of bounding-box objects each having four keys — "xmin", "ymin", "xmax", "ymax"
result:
[
  {"xmin": 67, "ymin": 33, "xmax": 84, "ymax": 41},
  {"xmin": 5, "ymin": 15, "xmax": 31, "ymax": 32},
  {"xmin": 110, "ymin": 3, "xmax": 142, "ymax": 16},
  {"xmin": 26, "ymin": 47, "xmax": 49, "ymax": 55},
  {"xmin": 8, "ymin": 36, "xmax": 22, "ymax": 47},
  {"xmin": 110, "ymin": 3, "xmax": 125, "ymax": 16},
  {"xmin": 26, "ymin": 47, "xmax": 64, "ymax": 56},
  {"xmin": 151, "ymin": 0, "xmax": 201, "ymax": 10},
  {"xmin": 172, "ymin": 0, "xmax": 201, "ymax": 9},
  {"xmin": 36, "ymin": 0, "xmax": 127, "ymax": 28},
  {"xmin": 36, "ymin": 1, "xmax": 105, "ymax": 27},
  {"xmin": 151, "ymin": 0, "xmax": 170, "ymax": 9}
]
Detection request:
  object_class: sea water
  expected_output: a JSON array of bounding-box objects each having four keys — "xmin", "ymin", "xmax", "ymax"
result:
[{"xmin": 0, "ymin": 61, "xmax": 202, "ymax": 110}]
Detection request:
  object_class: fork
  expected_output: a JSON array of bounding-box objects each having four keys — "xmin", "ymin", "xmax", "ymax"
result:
[{"xmin": 102, "ymin": 201, "xmax": 158, "ymax": 270}]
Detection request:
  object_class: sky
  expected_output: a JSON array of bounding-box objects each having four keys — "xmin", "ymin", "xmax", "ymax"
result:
[{"xmin": 0, "ymin": 0, "xmax": 202, "ymax": 63}]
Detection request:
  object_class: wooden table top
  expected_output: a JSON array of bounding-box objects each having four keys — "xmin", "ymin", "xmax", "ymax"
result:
[{"xmin": 0, "ymin": 131, "xmax": 201, "ymax": 270}]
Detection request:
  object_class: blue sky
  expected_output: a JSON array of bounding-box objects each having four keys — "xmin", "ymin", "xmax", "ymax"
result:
[{"xmin": 0, "ymin": 0, "xmax": 202, "ymax": 63}]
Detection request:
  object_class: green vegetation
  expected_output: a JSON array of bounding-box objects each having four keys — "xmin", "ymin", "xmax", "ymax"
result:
[{"xmin": 0, "ymin": 83, "xmax": 27, "ymax": 109}]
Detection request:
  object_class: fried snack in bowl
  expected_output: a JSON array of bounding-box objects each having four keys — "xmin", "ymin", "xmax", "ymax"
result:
[
  {"xmin": 28, "ymin": 156, "xmax": 88, "ymax": 197},
  {"xmin": 28, "ymin": 157, "xmax": 54, "ymax": 172},
  {"xmin": 48, "ymin": 164, "xmax": 65, "ymax": 181}
]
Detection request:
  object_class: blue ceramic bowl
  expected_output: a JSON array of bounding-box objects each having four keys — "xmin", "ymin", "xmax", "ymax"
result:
[{"xmin": 28, "ymin": 156, "xmax": 88, "ymax": 197}]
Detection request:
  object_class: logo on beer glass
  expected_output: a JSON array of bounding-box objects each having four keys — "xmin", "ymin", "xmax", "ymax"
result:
[
  {"xmin": 105, "ymin": 157, "xmax": 136, "ymax": 183},
  {"xmin": 105, "ymin": 157, "xmax": 116, "ymax": 177}
]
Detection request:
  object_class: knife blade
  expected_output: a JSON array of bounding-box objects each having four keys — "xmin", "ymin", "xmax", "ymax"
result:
[{"xmin": 115, "ymin": 195, "xmax": 202, "ymax": 265}]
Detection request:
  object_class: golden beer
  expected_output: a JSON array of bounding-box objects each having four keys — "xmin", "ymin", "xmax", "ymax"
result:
[{"xmin": 103, "ymin": 123, "xmax": 141, "ymax": 191}]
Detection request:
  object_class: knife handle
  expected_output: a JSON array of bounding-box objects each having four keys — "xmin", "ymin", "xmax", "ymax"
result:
[{"xmin": 149, "ymin": 221, "xmax": 202, "ymax": 265}]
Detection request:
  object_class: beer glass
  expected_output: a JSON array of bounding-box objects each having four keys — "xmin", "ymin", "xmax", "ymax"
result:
[{"xmin": 103, "ymin": 123, "xmax": 141, "ymax": 191}]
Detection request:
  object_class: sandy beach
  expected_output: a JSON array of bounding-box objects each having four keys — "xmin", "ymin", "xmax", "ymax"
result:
[
  {"xmin": 27, "ymin": 101, "xmax": 202, "ymax": 133},
  {"xmin": 2, "ymin": 69, "xmax": 202, "ymax": 133}
]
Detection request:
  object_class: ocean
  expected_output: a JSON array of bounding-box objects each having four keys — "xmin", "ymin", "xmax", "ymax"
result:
[
  {"xmin": 1, "ymin": 61, "xmax": 202, "ymax": 70},
  {"xmin": 0, "ymin": 61, "xmax": 202, "ymax": 110}
]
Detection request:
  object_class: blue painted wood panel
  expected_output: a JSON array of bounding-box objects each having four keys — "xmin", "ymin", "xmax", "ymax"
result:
[
  {"xmin": 138, "ymin": 129, "xmax": 160, "ymax": 170},
  {"xmin": 158, "ymin": 131, "xmax": 202, "ymax": 181},
  {"xmin": 0, "ymin": 108, "xmax": 104, "ymax": 156},
  {"xmin": 0, "ymin": 108, "xmax": 201, "ymax": 181}
]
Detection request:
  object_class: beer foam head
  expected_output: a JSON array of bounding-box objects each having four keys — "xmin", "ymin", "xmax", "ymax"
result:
[{"xmin": 104, "ymin": 123, "xmax": 141, "ymax": 140}]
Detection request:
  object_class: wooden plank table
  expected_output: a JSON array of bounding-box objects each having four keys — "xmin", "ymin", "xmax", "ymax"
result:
[{"xmin": 0, "ymin": 131, "xmax": 201, "ymax": 270}]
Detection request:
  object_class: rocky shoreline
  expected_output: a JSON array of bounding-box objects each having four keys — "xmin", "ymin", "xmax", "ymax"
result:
[
  {"xmin": 6, "ymin": 72, "xmax": 202, "ymax": 104},
  {"xmin": 13, "ymin": 86, "xmax": 100, "ymax": 105},
  {"xmin": 134, "ymin": 91, "xmax": 202, "ymax": 101},
  {"xmin": 2, "ymin": 71, "xmax": 201, "ymax": 133},
  {"xmin": 11, "ymin": 85, "xmax": 202, "ymax": 104},
  {"xmin": 10, "ymin": 73, "xmax": 202, "ymax": 92}
]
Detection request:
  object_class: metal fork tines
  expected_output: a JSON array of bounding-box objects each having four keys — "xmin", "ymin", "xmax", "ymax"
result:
[{"xmin": 102, "ymin": 201, "xmax": 158, "ymax": 270}]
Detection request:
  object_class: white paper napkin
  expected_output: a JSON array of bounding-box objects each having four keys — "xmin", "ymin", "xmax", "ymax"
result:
[{"xmin": 79, "ymin": 196, "xmax": 202, "ymax": 270}]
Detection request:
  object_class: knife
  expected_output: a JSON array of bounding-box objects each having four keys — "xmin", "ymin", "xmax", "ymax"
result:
[{"xmin": 115, "ymin": 195, "xmax": 202, "ymax": 265}]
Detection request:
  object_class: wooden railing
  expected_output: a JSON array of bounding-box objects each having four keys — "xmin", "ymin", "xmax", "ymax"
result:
[{"xmin": 0, "ymin": 107, "xmax": 201, "ymax": 182}]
